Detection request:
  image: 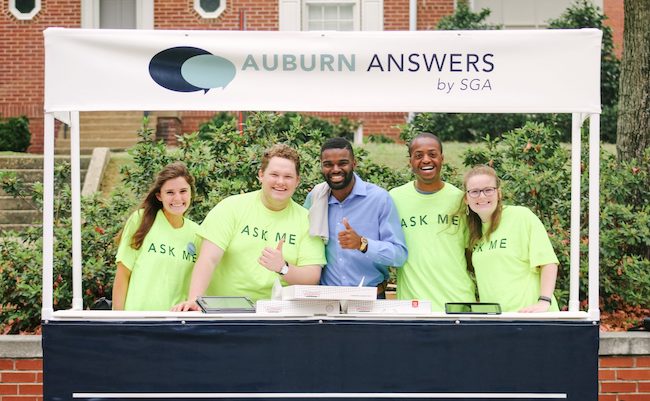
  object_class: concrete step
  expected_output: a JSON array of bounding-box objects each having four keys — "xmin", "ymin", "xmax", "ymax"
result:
[
  {"xmin": 0, "ymin": 209, "xmax": 41, "ymax": 225},
  {"xmin": 0, "ymin": 155, "xmax": 91, "ymax": 170},
  {"xmin": 0, "ymin": 169, "xmax": 87, "ymax": 184},
  {"xmin": 56, "ymin": 138, "xmax": 139, "ymax": 149},
  {"xmin": 0, "ymin": 196, "xmax": 35, "ymax": 210},
  {"xmin": 54, "ymin": 111, "xmax": 151, "ymax": 153},
  {"xmin": 80, "ymin": 111, "xmax": 147, "ymax": 119},
  {"xmin": 54, "ymin": 147, "xmax": 97, "ymax": 155},
  {"xmin": 0, "ymin": 223, "xmax": 37, "ymax": 234}
]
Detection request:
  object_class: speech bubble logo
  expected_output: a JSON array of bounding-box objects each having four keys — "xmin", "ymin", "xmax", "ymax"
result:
[
  {"xmin": 149, "ymin": 46, "xmax": 236, "ymax": 93},
  {"xmin": 181, "ymin": 54, "xmax": 236, "ymax": 93}
]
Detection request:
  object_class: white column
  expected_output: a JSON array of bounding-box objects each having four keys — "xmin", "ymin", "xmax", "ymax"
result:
[
  {"xmin": 42, "ymin": 113, "xmax": 55, "ymax": 321},
  {"xmin": 568, "ymin": 113, "xmax": 582, "ymax": 312},
  {"xmin": 71, "ymin": 111, "xmax": 83, "ymax": 310},
  {"xmin": 587, "ymin": 113, "xmax": 600, "ymax": 321}
]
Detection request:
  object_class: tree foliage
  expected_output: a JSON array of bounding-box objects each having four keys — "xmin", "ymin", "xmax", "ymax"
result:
[{"xmin": 404, "ymin": 0, "xmax": 620, "ymax": 143}]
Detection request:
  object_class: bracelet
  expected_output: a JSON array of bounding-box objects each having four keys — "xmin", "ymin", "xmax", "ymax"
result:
[{"xmin": 538, "ymin": 295, "xmax": 552, "ymax": 304}]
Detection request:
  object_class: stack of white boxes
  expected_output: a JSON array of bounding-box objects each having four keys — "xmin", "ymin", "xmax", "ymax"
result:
[
  {"xmin": 256, "ymin": 285, "xmax": 376, "ymax": 316},
  {"xmin": 256, "ymin": 285, "xmax": 431, "ymax": 316}
]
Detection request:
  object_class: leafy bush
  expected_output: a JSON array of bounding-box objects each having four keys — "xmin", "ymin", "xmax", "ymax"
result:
[
  {"xmin": 404, "ymin": 0, "xmax": 620, "ymax": 144},
  {"xmin": 0, "ymin": 163, "xmax": 133, "ymax": 333},
  {"xmin": 0, "ymin": 112, "xmax": 407, "ymax": 333},
  {"xmin": 0, "ymin": 116, "xmax": 31, "ymax": 152},
  {"xmin": 462, "ymin": 122, "xmax": 649, "ymax": 311},
  {"xmin": 436, "ymin": 1, "xmax": 500, "ymax": 30}
]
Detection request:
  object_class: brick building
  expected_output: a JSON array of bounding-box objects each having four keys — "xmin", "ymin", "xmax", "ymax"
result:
[{"xmin": 0, "ymin": 0, "xmax": 623, "ymax": 153}]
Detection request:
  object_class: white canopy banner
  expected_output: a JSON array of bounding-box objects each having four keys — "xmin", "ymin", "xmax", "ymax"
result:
[{"xmin": 44, "ymin": 28, "xmax": 602, "ymax": 113}]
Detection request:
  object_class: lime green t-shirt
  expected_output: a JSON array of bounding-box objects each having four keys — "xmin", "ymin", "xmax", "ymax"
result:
[
  {"xmin": 472, "ymin": 205, "xmax": 560, "ymax": 312},
  {"xmin": 116, "ymin": 209, "xmax": 201, "ymax": 311},
  {"xmin": 199, "ymin": 190, "xmax": 326, "ymax": 302},
  {"xmin": 389, "ymin": 182, "xmax": 475, "ymax": 310}
]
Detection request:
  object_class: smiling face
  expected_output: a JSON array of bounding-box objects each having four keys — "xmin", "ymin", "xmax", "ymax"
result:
[
  {"xmin": 465, "ymin": 173, "xmax": 500, "ymax": 222},
  {"xmin": 321, "ymin": 148, "xmax": 356, "ymax": 191},
  {"xmin": 156, "ymin": 176, "xmax": 191, "ymax": 218},
  {"xmin": 258, "ymin": 156, "xmax": 300, "ymax": 211},
  {"xmin": 409, "ymin": 136, "xmax": 444, "ymax": 191}
]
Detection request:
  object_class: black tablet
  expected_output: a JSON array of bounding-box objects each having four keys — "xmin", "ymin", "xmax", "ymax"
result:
[
  {"xmin": 196, "ymin": 296, "xmax": 256, "ymax": 313},
  {"xmin": 445, "ymin": 302, "xmax": 502, "ymax": 315}
]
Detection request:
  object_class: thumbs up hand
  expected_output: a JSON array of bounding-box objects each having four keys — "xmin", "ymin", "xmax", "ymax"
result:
[
  {"xmin": 338, "ymin": 217, "xmax": 362, "ymax": 250},
  {"xmin": 259, "ymin": 239, "xmax": 286, "ymax": 273}
]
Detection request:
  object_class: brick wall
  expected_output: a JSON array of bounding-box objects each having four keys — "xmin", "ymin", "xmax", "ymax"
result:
[
  {"xmin": 604, "ymin": 0, "xmax": 625, "ymax": 58},
  {"xmin": 0, "ymin": 0, "xmax": 81, "ymax": 153},
  {"xmin": 0, "ymin": 358, "xmax": 43, "ymax": 401},
  {"xmin": 599, "ymin": 356, "xmax": 650, "ymax": 401}
]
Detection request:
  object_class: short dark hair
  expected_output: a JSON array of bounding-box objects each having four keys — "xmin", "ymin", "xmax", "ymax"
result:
[
  {"xmin": 407, "ymin": 132, "xmax": 443, "ymax": 156},
  {"xmin": 321, "ymin": 137, "xmax": 355, "ymax": 160}
]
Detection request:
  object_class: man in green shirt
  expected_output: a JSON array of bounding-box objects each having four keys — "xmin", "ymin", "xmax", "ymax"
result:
[
  {"xmin": 389, "ymin": 133, "xmax": 475, "ymax": 311},
  {"xmin": 173, "ymin": 144, "xmax": 325, "ymax": 311}
]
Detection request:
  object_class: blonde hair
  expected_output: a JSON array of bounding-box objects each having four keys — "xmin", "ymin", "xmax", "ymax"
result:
[{"xmin": 462, "ymin": 164, "xmax": 503, "ymax": 250}]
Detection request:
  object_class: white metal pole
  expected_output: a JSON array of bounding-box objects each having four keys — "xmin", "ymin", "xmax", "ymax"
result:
[
  {"xmin": 42, "ymin": 113, "xmax": 55, "ymax": 321},
  {"xmin": 569, "ymin": 113, "xmax": 582, "ymax": 312},
  {"xmin": 409, "ymin": 0, "xmax": 417, "ymax": 30},
  {"xmin": 587, "ymin": 113, "xmax": 600, "ymax": 321},
  {"xmin": 71, "ymin": 111, "xmax": 83, "ymax": 310}
]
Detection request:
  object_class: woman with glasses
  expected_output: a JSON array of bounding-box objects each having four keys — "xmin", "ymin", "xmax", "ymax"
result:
[{"xmin": 461, "ymin": 165, "xmax": 559, "ymax": 312}]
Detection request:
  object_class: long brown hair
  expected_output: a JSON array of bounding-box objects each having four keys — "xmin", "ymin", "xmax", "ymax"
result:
[
  {"xmin": 117, "ymin": 162, "xmax": 195, "ymax": 250},
  {"xmin": 461, "ymin": 165, "xmax": 503, "ymax": 250}
]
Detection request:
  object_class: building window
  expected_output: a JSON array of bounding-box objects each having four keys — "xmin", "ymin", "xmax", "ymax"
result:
[
  {"xmin": 194, "ymin": 0, "xmax": 226, "ymax": 19},
  {"xmin": 280, "ymin": 0, "xmax": 382, "ymax": 31},
  {"xmin": 470, "ymin": 0, "xmax": 604, "ymax": 29},
  {"xmin": 304, "ymin": 1, "xmax": 357, "ymax": 31},
  {"xmin": 9, "ymin": 0, "xmax": 41, "ymax": 20},
  {"xmin": 82, "ymin": 0, "xmax": 153, "ymax": 29}
]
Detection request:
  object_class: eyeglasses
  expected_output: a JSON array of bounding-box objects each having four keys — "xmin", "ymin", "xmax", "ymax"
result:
[{"xmin": 466, "ymin": 187, "xmax": 497, "ymax": 198}]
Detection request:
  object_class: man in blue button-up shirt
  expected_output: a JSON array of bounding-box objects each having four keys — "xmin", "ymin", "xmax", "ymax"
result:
[{"xmin": 304, "ymin": 138, "xmax": 407, "ymax": 297}]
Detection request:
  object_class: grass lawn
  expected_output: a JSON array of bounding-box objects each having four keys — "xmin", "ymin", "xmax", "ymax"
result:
[
  {"xmin": 100, "ymin": 152, "xmax": 133, "ymax": 198},
  {"xmin": 362, "ymin": 141, "xmax": 616, "ymax": 173}
]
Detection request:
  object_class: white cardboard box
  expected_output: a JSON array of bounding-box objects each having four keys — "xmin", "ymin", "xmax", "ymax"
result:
[
  {"xmin": 281, "ymin": 285, "xmax": 376, "ymax": 301},
  {"xmin": 345, "ymin": 299, "xmax": 432, "ymax": 314},
  {"xmin": 256, "ymin": 300, "xmax": 340, "ymax": 316}
]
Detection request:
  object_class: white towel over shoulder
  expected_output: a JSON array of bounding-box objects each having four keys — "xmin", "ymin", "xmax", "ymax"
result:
[{"xmin": 308, "ymin": 182, "xmax": 331, "ymax": 244}]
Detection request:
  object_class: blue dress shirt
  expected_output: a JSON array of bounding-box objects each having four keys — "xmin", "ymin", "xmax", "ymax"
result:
[{"xmin": 305, "ymin": 174, "xmax": 407, "ymax": 287}]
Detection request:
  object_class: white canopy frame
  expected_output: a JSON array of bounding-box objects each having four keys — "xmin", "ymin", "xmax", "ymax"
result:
[{"xmin": 41, "ymin": 28, "xmax": 602, "ymax": 321}]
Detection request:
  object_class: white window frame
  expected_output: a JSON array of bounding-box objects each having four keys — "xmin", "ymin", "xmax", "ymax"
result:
[
  {"xmin": 279, "ymin": 0, "xmax": 382, "ymax": 31},
  {"xmin": 303, "ymin": 0, "xmax": 360, "ymax": 31},
  {"xmin": 193, "ymin": 0, "xmax": 227, "ymax": 19},
  {"xmin": 81, "ymin": 0, "xmax": 153, "ymax": 29},
  {"xmin": 9, "ymin": 0, "xmax": 41, "ymax": 20}
]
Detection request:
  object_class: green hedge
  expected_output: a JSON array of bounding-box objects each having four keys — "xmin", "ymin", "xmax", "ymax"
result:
[{"xmin": 0, "ymin": 116, "xmax": 31, "ymax": 152}]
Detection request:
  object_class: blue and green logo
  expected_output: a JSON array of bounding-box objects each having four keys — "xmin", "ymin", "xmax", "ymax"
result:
[{"xmin": 149, "ymin": 46, "xmax": 236, "ymax": 93}]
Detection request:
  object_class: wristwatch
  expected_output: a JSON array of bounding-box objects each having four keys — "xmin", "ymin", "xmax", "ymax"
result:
[
  {"xmin": 359, "ymin": 237, "xmax": 368, "ymax": 253},
  {"xmin": 279, "ymin": 262, "xmax": 289, "ymax": 276}
]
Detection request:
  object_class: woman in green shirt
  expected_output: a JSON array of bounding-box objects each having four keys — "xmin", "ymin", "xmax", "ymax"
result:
[
  {"xmin": 462, "ymin": 165, "xmax": 559, "ymax": 313},
  {"xmin": 112, "ymin": 162, "xmax": 200, "ymax": 311}
]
